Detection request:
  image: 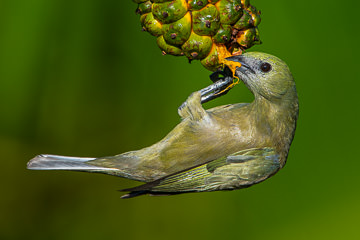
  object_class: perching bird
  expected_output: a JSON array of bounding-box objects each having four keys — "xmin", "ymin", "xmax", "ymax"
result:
[{"xmin": 27, "ymin": 52, "xmax": 298, "ymax": 198}]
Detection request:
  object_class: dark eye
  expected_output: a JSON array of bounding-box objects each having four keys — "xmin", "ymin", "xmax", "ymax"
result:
[{"xmin": 260, "ymin": 62, "xmax": 272, "ymax": 73}]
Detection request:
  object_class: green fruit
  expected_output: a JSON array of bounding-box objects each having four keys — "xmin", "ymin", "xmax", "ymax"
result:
[
  {"xmin": 188, "ymin": 0, "xmax": 209, "ymax": 10},
  {"xmin": 157, "ymin": 36, "xmax": 183, "ymax": 55},
  {"xmin": 213, "ymin": 24, "xmax": 232, "ymax": 44},
  {"xmin": 192, "ymin": 5, "xmax": 220, "ymax": 36},
  {"xmin": 136, "ymin": 1, "xmax": 152, "ymax": 15},
  {"xmin": 152, "ymin": 0, "xmax": 188, "ymax": 24},
  {"xmin": 216, "ymin": 0, "xmax": 243, "ymax": 25},
  {"xmin": 163, "ymin": 12, "xmax": 192, "ymax": 46},
  {"xmin": 182, "ymin": 31, "xmax": 213, "ymax": 60},
  {"xmin": 141, "ymin": 13, "xmax": 163, "ymax": 36}
]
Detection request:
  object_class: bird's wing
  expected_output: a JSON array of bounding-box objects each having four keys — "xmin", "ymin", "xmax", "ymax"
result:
[
  {"xmin": 178, "ymin": 91, "xmax": 208, "ymax": 121},
  {"xmin": 121, "ymin": 147, "xmax": 281, "ymax": 198}
]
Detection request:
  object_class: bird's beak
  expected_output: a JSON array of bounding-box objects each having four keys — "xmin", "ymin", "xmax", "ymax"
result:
[{"xmin": 225, "ymin": 55, "xmax": 255, "ymax": 75}]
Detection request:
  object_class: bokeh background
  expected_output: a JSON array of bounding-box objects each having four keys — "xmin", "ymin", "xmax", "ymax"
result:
[{"xmin": 1, "ymin": 0, "xmax": 359, "ymax": 239}]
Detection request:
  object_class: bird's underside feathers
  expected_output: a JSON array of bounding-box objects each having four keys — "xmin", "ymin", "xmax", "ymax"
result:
[{"xmin": 121, "ymin": 147, "xmax": 280, "ymax": 198}]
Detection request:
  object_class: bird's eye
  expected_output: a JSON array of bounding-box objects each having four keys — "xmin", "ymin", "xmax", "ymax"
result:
[{"xmin": 260, "ymin": 62, "xmax": 272, "ymax": 73}]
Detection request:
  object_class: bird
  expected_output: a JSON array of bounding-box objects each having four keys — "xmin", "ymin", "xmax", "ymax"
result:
[{"xmin": 27, "ymin": 52, "xmax": 298, "ymax": 198}]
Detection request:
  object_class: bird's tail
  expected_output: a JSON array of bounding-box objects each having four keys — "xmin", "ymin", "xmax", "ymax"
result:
[{"xmin": 27, "ymin": 154, "xmax": 119, "ymax": 173}]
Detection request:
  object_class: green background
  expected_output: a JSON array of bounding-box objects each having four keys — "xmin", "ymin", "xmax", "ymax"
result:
[{"xmin": 1, "ymin": 0, "xmax": 359, "ymax": 239}]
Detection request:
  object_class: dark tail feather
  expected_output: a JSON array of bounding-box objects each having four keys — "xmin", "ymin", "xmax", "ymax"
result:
[
  {"xmin": 120, "ymin": 190, "xmax": 180, "ymax": 199},
  {"xmin": 120, "ymin": 190, "xmax": 149, "ymax": 199},
  {"xmin": 119, "ymin": 180, "xmax": 183, "ymax": 199}
]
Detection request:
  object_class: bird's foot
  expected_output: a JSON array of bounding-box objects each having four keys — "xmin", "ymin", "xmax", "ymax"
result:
[{"xmin": 178, "ymin": 92, "xmax": 207, "ymax": 121}]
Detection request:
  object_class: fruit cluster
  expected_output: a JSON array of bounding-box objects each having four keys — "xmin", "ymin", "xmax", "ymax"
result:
[{"xmin": 133, "ymin": 0, "xmax": 261, "ymax": 71}]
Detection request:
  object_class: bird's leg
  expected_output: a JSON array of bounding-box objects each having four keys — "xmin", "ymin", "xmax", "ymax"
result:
[
  {"xmin": 199, "ymin": 77, "xmax": 233, "ymax": 104},
  {"xmin": 179, "ymin": 66, "xmax": 236, "ymax": 111},
  {"xmin": 200, "ymin": 66, "xmax": 235, "ymax": 104}
]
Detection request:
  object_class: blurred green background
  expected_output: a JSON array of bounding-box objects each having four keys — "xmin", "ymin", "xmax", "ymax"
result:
[{"xmin": 1, "ymin": 0, "xmax": 359, "ymax": 239}]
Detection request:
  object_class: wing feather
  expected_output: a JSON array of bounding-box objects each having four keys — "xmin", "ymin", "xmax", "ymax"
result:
[{"xmin": 121, "ymin": 148, "xmax": 280, "ymax": 198}]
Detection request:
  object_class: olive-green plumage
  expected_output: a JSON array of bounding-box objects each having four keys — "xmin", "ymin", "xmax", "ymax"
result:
[{"xmin": 27, "ymin": 52, "xmax": 298, "ymax": 198}]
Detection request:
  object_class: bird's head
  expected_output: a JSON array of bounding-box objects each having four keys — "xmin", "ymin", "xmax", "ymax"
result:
[{"xmin": 226, "ymin": 52, "xmax": 295, "ymax": 101}]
